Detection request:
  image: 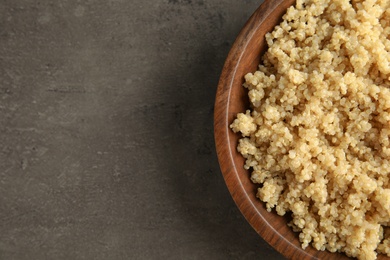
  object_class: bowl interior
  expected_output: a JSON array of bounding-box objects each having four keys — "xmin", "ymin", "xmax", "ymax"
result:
[{"xmin": 214, "ymin": 0, "xmax": 388, "ymax": 259}]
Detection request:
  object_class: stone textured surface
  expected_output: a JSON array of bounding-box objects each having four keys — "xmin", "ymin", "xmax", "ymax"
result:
[{"xmin": 0, "ymin": 0, "xmax": 285, "ymax": 259}]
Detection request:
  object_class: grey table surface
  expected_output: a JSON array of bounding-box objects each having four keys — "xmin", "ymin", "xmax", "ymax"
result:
[{"xmin": 0, "ymin": 0, "xmax": 285, "ymax": 259}]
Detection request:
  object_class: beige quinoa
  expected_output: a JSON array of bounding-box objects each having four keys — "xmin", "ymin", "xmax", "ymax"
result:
[{"xmin": 230, "ymin": 0, "xmax": 390, "ymax": 259}]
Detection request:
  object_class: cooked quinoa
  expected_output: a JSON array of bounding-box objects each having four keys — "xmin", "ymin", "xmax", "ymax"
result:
[{"xmin": 230, "ymin": 0, "xmax": 390, "ymax": 259}]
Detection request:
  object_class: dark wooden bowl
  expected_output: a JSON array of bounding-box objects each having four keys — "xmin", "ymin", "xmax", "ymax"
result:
[{"xmin": 214, "ymin": 0, "xmax": 388, "ymax": 259}]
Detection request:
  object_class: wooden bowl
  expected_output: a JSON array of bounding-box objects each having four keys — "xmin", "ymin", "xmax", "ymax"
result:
[{"xmin": 214, "ymin": 0, "xmax": 388, "ymax": 259}]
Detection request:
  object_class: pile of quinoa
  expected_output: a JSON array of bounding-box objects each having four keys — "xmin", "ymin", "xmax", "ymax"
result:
[{"xmin": 230, "ymin": 0, "xmax": 390, "ymax": 259}]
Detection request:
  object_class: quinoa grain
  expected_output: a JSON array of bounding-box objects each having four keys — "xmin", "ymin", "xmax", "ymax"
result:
[{"xmin": 230, "ymin": 0, "xmax": 390, "ymax": 259}]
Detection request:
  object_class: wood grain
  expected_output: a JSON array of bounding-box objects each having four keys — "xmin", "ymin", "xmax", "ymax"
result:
[{"xmin": 214, "ymin": 0, "xmax": 389, "ymax": 259}]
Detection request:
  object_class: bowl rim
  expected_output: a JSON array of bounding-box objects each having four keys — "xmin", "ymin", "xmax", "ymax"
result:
[{"xmin": 214, "ymin": 0, "xmax": 345, "ymax": 259}]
